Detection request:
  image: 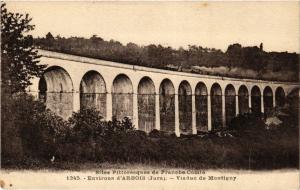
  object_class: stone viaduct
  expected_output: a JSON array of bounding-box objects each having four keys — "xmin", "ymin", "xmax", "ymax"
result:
[{"xmin": 28, "ymin": 50, "xmax": 299, "ymax": 136}]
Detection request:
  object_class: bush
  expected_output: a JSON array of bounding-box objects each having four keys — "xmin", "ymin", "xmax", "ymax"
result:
[
  {"xmin": 228, "ymin": 112, "xmax": 266, "ymax": 131},
  {"xmin": 56, "ymin": 111, "xmax": 138, "ymax": 162},
  {"xmin": 54, "ymin": 108, "xmax": 105, "ymax": 161},
  {"xmin": 68, "ymin": 108, "xmax": 105, "ymax": 141},
  {"xmin": 148, "ymin": 129, "xmax": 174, "ymax": 138},
  {"xmin": 1, "ymin": 93, "xmax": 68, "ymax": 167},
  {"xmin": 104, "ymin": 116, "xmax": 135, "ymax": 136},
  {"xmin": 1, "ymin": 93, "xmax": 46, "ymax": 161},
  {"xmin": 24, "ymin": 109, "xmax": 69, "ymax": 159}
]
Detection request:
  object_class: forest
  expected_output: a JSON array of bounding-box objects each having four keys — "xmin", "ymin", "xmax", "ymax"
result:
[{"xmin": 34, "ymin": 33, "xmax": 299, "ymax": 82}]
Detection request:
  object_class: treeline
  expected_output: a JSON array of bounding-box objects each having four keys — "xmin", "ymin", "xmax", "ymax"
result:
[{"xmin": 34, "ymin": 33, "xmax": 299, "ymax": 82}]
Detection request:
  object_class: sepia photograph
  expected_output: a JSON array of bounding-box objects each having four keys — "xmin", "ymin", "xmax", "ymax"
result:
[{"xmin": 0, "ymin": 1, "xmax": 299, "ymax": 189}]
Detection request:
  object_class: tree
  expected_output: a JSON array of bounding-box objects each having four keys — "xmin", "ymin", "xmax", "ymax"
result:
[
  {"xmin": 1, "ymin": 3, "xmax": 46, "ymax": 94},
  {"xmin": 90, "ymin": 34, "xmax": 103, "ymax": 44},
  {"xmin": 45, "ymin": 32, "xmax": 55, "ymax": 48},
  {"xmin": 226, "ymin": 43, "xmax": 243, "ymax": 68},
  {"xmin": 1, "ymin": 3, "xmax": 47, "ymax": 165},
  {"xmin": 46, "ymin": 32, "xmax": 54, "ymax": 40}
]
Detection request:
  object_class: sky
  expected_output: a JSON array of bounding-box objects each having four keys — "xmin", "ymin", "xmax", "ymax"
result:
[{"xmin": 5, "ymin": 1, "xmax": 300, "ymax": 53}]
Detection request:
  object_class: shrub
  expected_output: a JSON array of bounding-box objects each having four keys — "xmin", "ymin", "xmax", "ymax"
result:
[
  {"xmin": 104, "ymin": 116, "xmax": 135, "ymax": 136},
  {"xmin": 1, "ymin": 93, "xmax": 69, "ymax": 167},
  {"xmin": 228, "ymin": 112, "xmax": 266, "ymax": 131},
  {"xmin": 1, "ymin": 93, "xmax": 46, "ymax": 161},
  {"xmin": 56, "ymin": 108, "xmax": 106, "ymax": 161},
  {"xmin": 68, "ymin": 108, "xmax": 105, "ymax": 141},
  {"xmin": 25, "ymin": 109, "xmax": 69, "ymax": 159},
  {"xmin": 58, "ymin": 111, "xmax": 137, "ymax": 162},
  {"xmin": 148, "ymin": 129, "xmax": 173, "ymax": 138}
]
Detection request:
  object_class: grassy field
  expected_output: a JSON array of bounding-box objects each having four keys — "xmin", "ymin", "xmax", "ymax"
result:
[{"xmin": 3, "ymin": 125, "xmax": 298, "ymax": 171}]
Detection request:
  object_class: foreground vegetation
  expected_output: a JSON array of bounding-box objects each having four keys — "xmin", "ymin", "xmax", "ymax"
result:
[{"xmin": 2, "ymin": 94, "xmax": 298, "ymax": 170}]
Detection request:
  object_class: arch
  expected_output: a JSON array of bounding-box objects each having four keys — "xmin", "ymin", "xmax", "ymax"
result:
[
  {"xmin": 138, "ymin": 77, "xmax": 156, "ymax": 94},
  {"xmin": 178, "ymin": 81, "xmax": 192, "ymax": 134},
  {"xmin": 238, "ymin": 85, "xmax": 249, "ymax": 114},
  {"xmin": 178, "ymin": 81, "xmax": 192, "ymax": 95},
  {"xmin": 195, "ymin": 82, "xmax": 208, "ymax": 132},
  {"xmin": 263, "ymin": 86, "xmax": 273, "ymax": 116},
  {"xmin": 211, "ymin": 83, "xmax": 222, "ymax": 130},
  {"xmin": 80, "ymin": 70, "xmax": 107, "ymax": 117},
  {"xmin": 251, "ymin": 85, "xmax": 261, "ymax": 115},
  {"xmin": 275, "ymin": 87, "xmax": 285, "ymax": 107},
  {"xmin": 138, "ymin": 77, "xmax": 156, "ymax": 133},
  {"xmin": 225, "ymin": 84, "xmax": 236, "ymax": 126},
  {"xmin": 38, "ymin": 76, "xmax": 47, "ymax": 103},
  {"xmin": 38, "ymin": 66, "xmax": 74, "ymax": 119},
  {"xmin": 159, "ymin": 78, "xmax": 175, "ymax": 133},
  {"xmin": 112, "ymin": 74, "xmax": 133, "ymax": 120}
]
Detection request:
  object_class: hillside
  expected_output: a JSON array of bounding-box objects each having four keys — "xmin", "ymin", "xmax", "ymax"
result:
[{"xmin": 34, "ymin": 33, "xmax": 299, "ymax": 82}]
